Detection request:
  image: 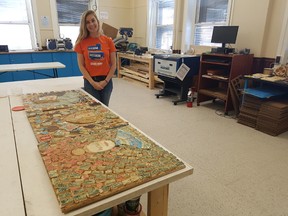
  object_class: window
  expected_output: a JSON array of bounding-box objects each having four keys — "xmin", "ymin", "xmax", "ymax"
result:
[
  {"xmin": 148, "ymin": 0, "xmax": 175, "ymax": 50},
  {"xmin": 56, "ymin": 0, "xmax": 89, "ymax": 45},
  {"xmin": 194, "ymin": 0, "xmax": 231, "ymax": 46},
  {"xmin": 0, "ymin": 0, "xmax": 36, "ymax": 50},
  {"xmin": 277, "ymin": 2, "xmax": 288, "ymax": 65}
]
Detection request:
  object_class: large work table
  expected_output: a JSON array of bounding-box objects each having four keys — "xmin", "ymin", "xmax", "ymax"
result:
[
  {"xmin": 0, "ymin": 77, "xmax": 193, "ymax": 216},
  {"xmin": 0, "ymin": 62, "xmax": 65, "ymax": 78}
]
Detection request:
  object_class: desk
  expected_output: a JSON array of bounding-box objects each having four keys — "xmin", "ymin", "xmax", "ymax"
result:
[
  {"xmin": 239, "ymin": 75, "xmax": 288, "ymax": 135},
  {"xmin": 243, "ymin": 75, "xmax": 288, "ymax": 98},
  {"xmin": 0, "ymin": 62, "xmax": 66, "ymax": 78},
  {"xmin": 0, "ymin": 77, "xmax": 193, "ymax": 216}
]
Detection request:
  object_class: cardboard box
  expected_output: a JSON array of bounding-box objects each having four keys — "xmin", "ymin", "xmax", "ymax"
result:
[{"xmin": 102, "ymin": 23, "xmax": 118, "ymax": 39}]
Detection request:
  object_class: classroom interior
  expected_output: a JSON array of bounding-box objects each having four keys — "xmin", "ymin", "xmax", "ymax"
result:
[{"xmin": 1, "ymin": 1, "xmax": 288, "ymax": 216}]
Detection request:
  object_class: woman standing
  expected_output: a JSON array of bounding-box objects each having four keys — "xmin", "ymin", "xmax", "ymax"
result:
[{"xmin": 74, "ymin": 10, "xmax": 116, "ymax": 106}]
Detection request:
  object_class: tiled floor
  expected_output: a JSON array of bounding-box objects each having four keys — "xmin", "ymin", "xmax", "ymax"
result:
[
  {"xmin": 1, "ymin": 77, "xmax": 287, "ymax": 216},
  {"xmin": 109, "ymin": 78, "xmax": 288, "ymax": 216}
]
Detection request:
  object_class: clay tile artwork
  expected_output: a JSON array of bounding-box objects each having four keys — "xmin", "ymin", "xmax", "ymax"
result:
[{"xmin": 22, "ymin": 90, "xmax": 185, "ymax": 213}]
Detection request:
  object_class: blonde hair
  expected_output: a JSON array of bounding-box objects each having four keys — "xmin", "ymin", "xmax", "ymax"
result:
[{"xmin": 75, "ymin": 10, "xmax": 102, "ymax": 44}]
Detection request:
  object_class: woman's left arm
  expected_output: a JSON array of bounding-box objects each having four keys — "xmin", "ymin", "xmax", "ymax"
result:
[{"xmin": 101, "ymin": 51, "xmax": 116, "ymax": 86}]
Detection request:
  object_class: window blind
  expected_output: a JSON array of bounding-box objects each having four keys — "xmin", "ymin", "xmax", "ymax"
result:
[
  {"xmin": 194, "ymin": 0, "xmax": 229, "ymax": 46},
  {"xmin": 157, "ymin": 0, "xmax": 174, "ymax": 25},
  {"xmin": 197, "ymin": 0, "xmax": 228, "ymax": 23},
  {"xmin": 155, "ymin": 0, "xmax": 175, "ymax": 49},
  {"xmin": 56, "ymin": 0, "xmax": 88, "ymax": 24},
  {"xmin": 156, "ymin": 26, "xmax": 173, "ymax": 49}
]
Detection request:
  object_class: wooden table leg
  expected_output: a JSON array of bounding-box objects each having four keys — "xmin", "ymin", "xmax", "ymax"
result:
[
  {"xmin": 147, "ymin": 184, "xmax": 169, "ymax": 216},
  {"xmin": 148, "ymin": 58, "xmax": 154, "ymax": 89},
  {"xmin": 117, "ymin": 55, "xmax": 123, "ymax": 78}
]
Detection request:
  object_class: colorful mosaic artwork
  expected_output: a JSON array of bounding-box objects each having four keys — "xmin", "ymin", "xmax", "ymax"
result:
[{"xmin": 22, "ymin": 90, "xmax": 185, "ymax": 213}]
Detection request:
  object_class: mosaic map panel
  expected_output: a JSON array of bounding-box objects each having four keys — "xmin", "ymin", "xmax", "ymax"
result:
[{"xmin": 22, "ymin": 90, "xmax": 185, "ymax": 213}]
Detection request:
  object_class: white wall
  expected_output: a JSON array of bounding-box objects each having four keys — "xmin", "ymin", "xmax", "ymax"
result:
[
  {"xmin": 33, "ymin": 0, "xmax": 54, "ymax": 47},
  {"xmin": 231, "ymin": 0, "xmax": 270, "ymax": 56},
  {"xmin": 34, "ymin": 0, "xmax": 288, "ymax": 58},
  {"xmin": 231, "ymin": 0, "xmax": 287, "ymax": 58},
  {"xmin": 130, "ymin": 0, "xmax": 147, "ymax": 46},
  {"xmin": 97, "ymin": 0, "xmax": 132, "ymax": 29}
]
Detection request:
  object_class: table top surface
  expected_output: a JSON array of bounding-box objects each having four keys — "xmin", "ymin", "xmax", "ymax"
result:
[
  {"xmin": 244, "ymin": 74, "xmax": 288, "ymax": 87},
  {"xmin": 0, "ymin": 62, "xmax": 66, "ymax": 72},
  {"xmin": 0, "ymin": 97, "xmax": 25, "ymax": 216},
  {"xmin": 117, "ymin": 52, "xmax": 154, "ymax": 60},
  {"xmin": 0, "ymin": 77, "xmax": 193, "ymax": 216}
]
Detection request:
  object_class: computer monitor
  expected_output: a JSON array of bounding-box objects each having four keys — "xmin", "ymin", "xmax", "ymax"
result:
[{"xmin": 211, "ymin": 26, "xmax": 239, "ymax": 48}]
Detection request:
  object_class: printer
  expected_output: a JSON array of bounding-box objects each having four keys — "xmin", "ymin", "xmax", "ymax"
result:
[
  {"xmin": 154, "ymin": 54, "xmax": 200, "ymax": 105},
  {"xmin": 154, "ymin": 54, "xmax": 200, "ymax": 78}
]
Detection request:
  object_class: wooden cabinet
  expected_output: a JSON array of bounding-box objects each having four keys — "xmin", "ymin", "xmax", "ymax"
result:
[
  {"xmin": 117, "ymin": 52, "xmax": 156, "ymax": 89},
  {"xmin": 197, "ymin": 53, "xmax": 254, "ymax": 114},
  {"xmin": 0, "ymin": 54, "xmax": 13, "ymax": 82},
  {"xmin": 52, "ymin": 52, "xmax": 74, "ymax": 78},
  {"xmin": 31, "ymin": 52, "xmax": 53, "ymax": 79},
  {"xmin": 71, "ymin": 52, "xmax": 82, "ymax": 76},
  {"xmin": 10, "ymin": 53, "xmax": 34, "ymax": 81},
  {"xmin": 0, "ymin": 51, "xmax": 81, "ymax": 82}
]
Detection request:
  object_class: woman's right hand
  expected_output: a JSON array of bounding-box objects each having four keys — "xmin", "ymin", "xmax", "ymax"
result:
[{"xmin": 92, "ymin": 81, "xmax": 104, "ymax": 90}]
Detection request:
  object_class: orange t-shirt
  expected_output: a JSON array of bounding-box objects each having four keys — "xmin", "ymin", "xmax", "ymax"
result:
[{"xmin": 74, "ymin": 35, "xmax": 116, "ymax": 77}]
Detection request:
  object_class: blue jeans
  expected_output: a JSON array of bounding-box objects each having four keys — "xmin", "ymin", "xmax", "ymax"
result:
[{"xmin": 84, "ymin": 76, "xmax": 113, "ymax": 106}]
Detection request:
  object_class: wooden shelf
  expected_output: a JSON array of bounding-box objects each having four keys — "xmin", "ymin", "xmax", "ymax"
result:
[
  {"xmin": 119, "ymin": 69, "xmax": 149, "ymax": 84},
  {"xmin": 198, "ymin": 88, "xmax": 227, "ymax": 101},
  {"xmin": 117, "ymin": 52, "xmax": 155, "ymax": 89},
  {"xmin": 197, "ymin": 53, "xmax": 254, "ymax": 114},
  {"xmin": 201, "ymin": 60, "xmax": 231, "ymax": 66},
  {"xmin": 202, "ymin": 74, "xmax": 229, "ymax": 82}
]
